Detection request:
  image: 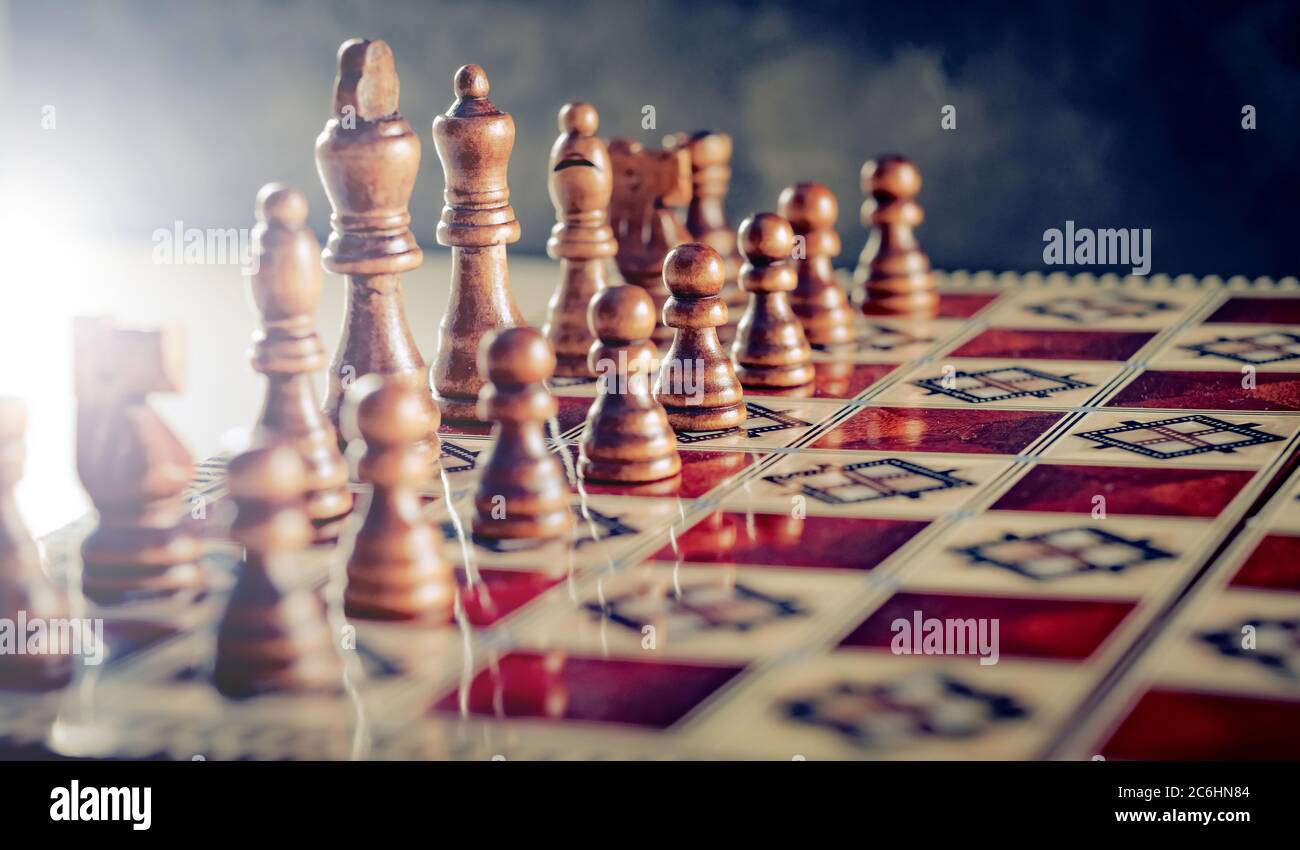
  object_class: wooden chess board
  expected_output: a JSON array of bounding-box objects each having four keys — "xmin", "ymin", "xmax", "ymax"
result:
[{"xmin": 4, "ymin": 269, "xmax": 1300, "ymax": 761}]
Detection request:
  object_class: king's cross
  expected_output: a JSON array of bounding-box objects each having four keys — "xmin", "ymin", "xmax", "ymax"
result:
[
  {"xmin": 1076, "ymin": 415, "xmax": 1283, "ymax": 459},
  {"xmin": 1183, "ymin": 331, "xmax": 1300, "ymax": 365},
  {"xmin": 954, "ymin": 526, "xmax": 1175, "ymax": 580},
  {"xmin": 764, "ymin": 458, "xmax": 973, "ymax": 504},
  {"xmin": 1024, "ymin": 292, "xmax": 1174, "ymax": 324},
  {"xmin": 1200, "ymin": 618, "xmax": 1300, "ymax": 680},
  {"xmin": 914, "ymin": 366, "xmax": 1092, "ymax": 404},
  {"xmin": 782, "ymin": 673, "xmax": 1029, "ymax": 746},
  {"xmin": 586, "ymin": 580, "xmax": 805, "ymax": 635}
]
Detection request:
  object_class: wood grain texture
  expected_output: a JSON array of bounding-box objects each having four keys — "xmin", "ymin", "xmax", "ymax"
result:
[
  {"xmin": 666, "ymin": 131, "xmax": 745, "ymax": 309},
  {"xmin": 778, "ymin": 181, "xmax": 856, "ymax": 348},
  {"xmin": 854, "ymin": 155, "xmax": 938, "ymax": 316},
  {"xmin": 732, "ymin": 213, "xmax": 814, "ymax": 388}
]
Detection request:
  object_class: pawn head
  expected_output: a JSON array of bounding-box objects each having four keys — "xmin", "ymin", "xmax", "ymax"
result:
[
  {"xmin": 344, "ymin": 374, "xmax": 434, "ymax": 447},
  {"xmin": 559, "ymin": 102, "xmax": 599, "ymax": 136},
  {"xmin": 481, "ymin": 327, "xmax": 555, "ymax": 386},
  {"xmin": 663, "ymin": 243, "xmax": 726, "ymax": 298},
  {"xmin": 227, "ymin": 444, "xmax": 307, "ymax": 504},
  {"xmin": 255, "ymin": 183, "xmax": 309, "ymax": 228},
  {"xmin": 589, "ymin": 284, "xmax": 656, "ymax": 344},
  {"xmin": 738, "ymin": 213, "xmax": 795, "ymax": 264},
  {"xmin": 863, "ymin": 155, "xmax": 921, "ymax": 199},
  {"xmin": 778, "ymin": 181, "xmax": 837, "ymax": 232},
  {"xmin": 455, "ymin": 63, "xmax": 490, "ymax": 99}
]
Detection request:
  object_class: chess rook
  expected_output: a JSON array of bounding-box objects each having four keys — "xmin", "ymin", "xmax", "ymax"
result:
[
  {"xmin": 75, "ymin": 318, "xmax": 204, "ymax": 603},
  {"xmin": 580, "ymin": 285, "xmax": 682, "ymax": 483},
  {"xmin": 732, "ymin": 213, "xmax": 814, "ymax": 388},
  {"xmin": 315, "ymin": 38, "xmax": 439, "ymax": 452},
  {"xmin": 778, "ymin": 181, "xmax": 855, "ymax": 348},
  {"xmin": 666, "ymin": 131, "xmax": 744, "ymax": 309},
  {"xmin": 542, "ymin": 103, "xmax": 617, "ymax": 378},
  {"xmin": 247, "ymin": 183, "xmax": 353, "ymax": 542},
  {"xmin": 854, "ymin": 155, "xmax": 937, "ymax": 316},
  {"xmin": 342, "ymin": 375, "xmax": 454, "ymax": 622},
  {"xmin": 213, "ymin": 445, "xmax": 343, "ymax": 699},
  {"xmin": 0, "ymin": 398, "xmax": 73, "ymax": 690},
  {"xmin": 608, "ymin": 139, "xmax": 692, "ymax": 343},
  {"xmin": 431, "ymin": 64, "xmax": 525, "ymax": 423},
  {"xmin": 472, "ymin": 329, "xmax": 574, "ymax": 541},
  {"xmin": 655, "ymin": 244, "xmax": 745, "ymax": 431}
]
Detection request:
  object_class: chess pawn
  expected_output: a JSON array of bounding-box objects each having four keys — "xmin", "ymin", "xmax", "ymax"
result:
[
  {"xmin": 342, "ymin": 375, "xmax": 455, "ymax": 622},
  {"xmin": 0, "ymin": 398, "xmax": 73, "ymax": 690},
  {"xmin": 247, "ymin": 183, "xmax": 353, "ymax": 542},
  {"xmin": 666, "ymin": 131, "xmax": 745, "ymax": 309},
  {"xmin": 213, "ymin": 445, "xmax": 343, "ymax": 699},
  {"xmin": 542, "ymin": 103, "xmax": 617, "ymax": 378},
  {"xmin": 431, "ymin": 64, "xmax": 526, "ymax": 422},
  {"xmin": 655, "ymin": 244, "xmax": 745, "ymax": 431},
  {"xmin": 778, "ymin": 182, "xmax": 856, "ymax": 348},
  {"xmin": 854, "ymin": 155, "xmax": 938, "ymax": 316},
  {"xmin": 315, "ymin": 38, "xmax": 440, "ymax": 451},
  {"xmin": 580, "ymin": 285, "xmax": 682, "ymax": 483},
  {"xmin": 75, "ymin": 318, "xmax": 204, "ymax": 603},
  {"xmin": 608, "ymin": 138, "xmax": 692, "ymax": 344},
  {"xmin": 731, "ymin": 213, "xmax": 814, "ymax": 388}
]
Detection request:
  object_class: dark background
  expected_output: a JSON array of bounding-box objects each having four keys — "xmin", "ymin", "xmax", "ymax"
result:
[{"xmin": 3, "ymin": 0, "xmax": 1298, "ymax": 277}]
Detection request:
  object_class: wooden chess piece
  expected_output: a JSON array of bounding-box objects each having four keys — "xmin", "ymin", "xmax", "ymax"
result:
[
  {"xmin": 431, "ymin": 64, "xmax": 526, "ymax": 423},
  {"xmin": 247, "ymin": 183, "xmax": 353, "ymax": 543},
  {"xmin": 666, "ymin": 131, "xmax": 745, "ymax": 310},
  {"xmin": 315, "ymin": 38, "xmax": 439, "ymax": 452},
  {"xmin": 75, "ymin": 318, "xmax": 204, "ymax": 603},
  {"xmin": 0, "ymin": 398, "xmax": 74, "ymax": 690},
  {"xmin": 580, "ymin": 285, "xmax": 682, "ymax": 483},
  {"xmin": 608, "ymin": 139, "xmax": 692, "ymax": 343},
  {"xmin": 341, "ymin": 375, "xmax": 455, "ymax": 622},
  {"xmin": 854, "ymin": 155, "xmax": 938, "ymax": 316},
  {"xmin": 655, "ymin": 244, "xmax": 745, "ymax": 430},
  {"xmin": 778, "ymin": 181, "xmax": 856, "ymax": 348},
  {"xmin": 213, "ymin": 445, "xmax": 343, "ymax": 699},
  {"xmin": 542, "ymin": 102, "xmax": 617, "ymax": 378},
  {"xmin": 472, "ymin": 329, "xmax": 574, "ymax": 541},
  {"xmin": 732, "ymin": 213, "xmax": 814, "ymax": 388}
]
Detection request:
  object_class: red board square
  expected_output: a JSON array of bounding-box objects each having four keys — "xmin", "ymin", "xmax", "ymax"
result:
[
  {"xmin": 651, "ymin": 512, "xmax": 926, "ymax": 570},
  {"xmin": 568, "ymin": 447, "xmax": 760, "ymax": 499},
  {"xmin": 815, "ymin": 406, "xmax": 1061, "ymax": 454},
  {"xmin": 1107, "ymin": 370, "xmax": 1300, "ymax": 412},
  {"xmin": 936, "ymin": 292, "xmax": 1001, "ymax": 319},
  {"xmin": 991, "ymin": 464, "xmax": 1252, "ymax": 518},
  {"xmin": 1102, "ymin": 688, "xmax": 1300, "ymax": 760},
  {"xmin": 839, "ymin": 591, "xmax": 1134, "ymax": 662},
  {"xmin": 747, "ymin": 362, "xmax": 894, "ymax": 401},
  {"xmin": 1230, "ymin": 534, "xmax": 1300, "ymax": 593},
  {"xmin": 950, "ymin": 328, "xmax": 1153, "ymax": 361},
  {"xmin": 458, "ymin": 568, "xmax": 564, "ymax": 627},
  {"xmin": 432, "ymin": 651, "xmax": 742, "ymax": 729},
  {"xmin": 1206, "ymin": 296, "xmax": 1300, "ymax": 325}
]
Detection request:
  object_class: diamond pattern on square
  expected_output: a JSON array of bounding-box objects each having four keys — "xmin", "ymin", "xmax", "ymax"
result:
[
  {"xmin": 673, "ymin": 400, "xmax": 833, "ymax": 448},
  {"xmin": 1184, "ymin": 330, "xmax": 1300, "ymax": 365},
  {"xmin": 949, "ymin": 328, "xmax": 1153, "ymax": 362},
  {"xmin": 814, "ymin": 406, "xmax": 1061, "ymax": 454},
  {"xmin": 1075, "ymin": 415, "xmax": 1284, "ymax": 459},
  {"xmin": 913, "ymin": 365, "xmax": 1093, "ymax": 404},
  {"xmin": 430, "ymin": 651, "xmax": 742, "ymax": 729},
  {"xmin": 1107, "ymin": 369, "xmax": 1300, "ymax": 412},
  {"xmin": 953, "ymin": 526, "xmax": 1174, "ymax": 581},
  {"xmin": 1023, "ymin": 292, "xmax": 1175, "ymax": 324},
  {"xmin": 992, "ymin": 463, "xmax": 1253, "ymax": 518},
  {"xmin": 767, "ymin": 458, "xmax": 974, "ymax": 505},
  {"xmin": 840, "ymin": 591, "xmax": 1135, "ymax": 661},
  {"xmin": 1199, "ymin": 617, "xmax": 1300, "ymax": 682},
  {"xmin": 651, "ymin": 512, "xmax": 926, "ymax": 571}
]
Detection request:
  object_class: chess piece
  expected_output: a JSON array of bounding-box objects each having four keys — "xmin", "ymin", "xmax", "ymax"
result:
[
  {"xmin": 213, "ymin": 445, "xmax": 343, "ymax": 699},
  {"xmin": 665, "ymin": 131, "xmax": 745, "ymax": 309},
  {"xmin": 342, "ymin": 375, "xmax": 455, "ymax": 622},
  {"xmin": 75, "ymin": 318, "xmax": 204, "ymax": 603},
  {"xmin": 472, "ymin": 328, "xmax": 573, "ymax": 541},
  {"xmin": 778, "ymin": 181, "xmax": 855, "ymax": 348},
  {"xmin": 542, "ymin": 103, "xmax": 617, "ymax": 378},
  {"xmin": 655, "ymin": 244, "xmax": 745, "ymax": 430},
  {"xmin": 0, "ymin": 398, "xmax": 73, "ymax": 690},
  {"xmin": 580, "ymin": 285, "xmax": 682, "ymax": 483},
  {"xmin": 315, "ymin": 38, "xmax": 439, "ymax": 452},
  {"xmin": 247, "ymin": 183, "xmax": 353, "ymax": 543},
  {"xmin": 431, "ymin": 64, "xmax": 526, "ymax": 423},
  {"xmin": 731, "ymin": 213, "xmax": 814, "ymax": 388},
  {"xmin": 608, "ymin": 139, "xmax": 692, "ymax": 343},
  {"xmin": 854, "ymin": 155, "xmax": 938, "ymax": 316}
]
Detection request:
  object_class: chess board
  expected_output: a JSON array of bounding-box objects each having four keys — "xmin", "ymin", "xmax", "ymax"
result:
[{"xmin": 5, "ymin": 269, "xmax": 1300, "ymax": 761}]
